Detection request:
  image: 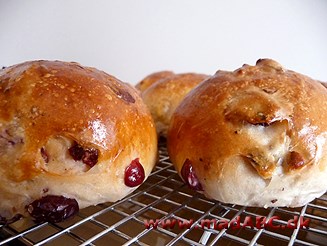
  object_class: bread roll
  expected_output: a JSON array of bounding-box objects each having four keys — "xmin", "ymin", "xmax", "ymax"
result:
[
  {"xmin": 168, "ymin": 59, "xmax": 327, "ymax": 207},
  {"xmin": 137, "ymin": 72, "xmax": 209, "ymax": 136},
  {"xmin": 0, "ymin": 61, "xmax": 157, "ymax": 223}
]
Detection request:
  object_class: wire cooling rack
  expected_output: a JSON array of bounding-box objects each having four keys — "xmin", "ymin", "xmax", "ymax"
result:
[{"xmin": 1, "ymin": 143, "xmax": 327, "ymax": 246}]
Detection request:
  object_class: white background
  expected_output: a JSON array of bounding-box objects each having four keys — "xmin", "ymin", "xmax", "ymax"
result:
[{"xmin": 0, "ymin": 0, "xmax": 326, "ymax": 84}]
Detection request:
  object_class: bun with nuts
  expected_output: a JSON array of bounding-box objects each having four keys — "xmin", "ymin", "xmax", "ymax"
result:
[
  {"xmin": 137, "ymin": 72, "xmax": 209, "ymax": 136},
  {"xmin": 168, "ymin": 59, "xmax": 327, "ymax": 207},
  {"xmin": 0, "ymin": 61, "xmax": 157, "ymax": 223}
]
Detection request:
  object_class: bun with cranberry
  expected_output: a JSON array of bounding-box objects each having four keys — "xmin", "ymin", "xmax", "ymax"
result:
[
  {"xmin": 0, "ymin": 61, "xmax": 157, "ymax": 223},
  {"xmin": 168, "ymin": 59, "xmax": 327, "ymax": 207}
]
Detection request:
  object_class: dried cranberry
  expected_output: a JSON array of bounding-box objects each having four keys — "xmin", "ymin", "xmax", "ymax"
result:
[
  {"xmin": 181, "ymin": 159, "xmax": 203, "ymax": 191},
  {"xmin": 288, "ymin": 151, "xmax": 305, "ymax": 169},
  {"xmin": 41, "ymin": 147, "xmax": 49, "ymax": 163},
  {"xmin": 109, "ymin": 84, "xmax": 135, "ymax": 103},
  {"xmin": 124, "ymin": 158, "xmax": 145, "ymax": 187},
  {"xmin": 69, "ymin": 142, "xmax": 99, "ymax": 167},
  {"xmin": 82, "ymin": 149, "xmax": 99, "ymax": 167},
  {"xmin": 68, "ymin": 142, "xmax": 84, "ymax": 161},
  {"xmin": 27, "ymin": 195, "xmax": 79, "ymax": 223}
]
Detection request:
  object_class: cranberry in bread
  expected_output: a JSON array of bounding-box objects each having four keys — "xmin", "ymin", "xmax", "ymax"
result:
[
  {"xmin": 168, "ymin": 59, "xmax": 327, "ymax": 207},
  {"xmin": 0, "ymin": 61, "xmax": 157, "ymax": 223},
  {"xmin": 136, "ymin": 72, "xmax": 209, "ymax": 136}
]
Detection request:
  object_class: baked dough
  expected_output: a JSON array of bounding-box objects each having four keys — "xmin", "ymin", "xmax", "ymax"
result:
[
  {"xmin": 0, "ymin": 61, "xmax": 157, "ymax": 223},
  {"xmin": 168, "ymin": 59, "xmax": 327, "ymax": 207},
  {"xmin": 137, "ymin": 72, "xmax": 209, "ymax": 136},
  {"xmin": 136, "ymin": 71, "xmax": 175, "ymax": 92}
]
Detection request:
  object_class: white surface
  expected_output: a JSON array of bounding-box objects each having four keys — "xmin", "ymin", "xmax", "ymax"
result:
[{"xmin": 0, "ymin": 0, "xmax": 326, "ymax": 84}]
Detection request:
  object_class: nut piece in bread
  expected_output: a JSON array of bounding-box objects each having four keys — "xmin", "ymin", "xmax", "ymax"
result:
[
  {"xmin": 0, "ymin": 61, "xmax": 157, "ymax": 223},
  {"xmin": 168, "ymin": 59, "xmax": 327, "ymax": 208},
  {"xmin": 137, "ymin": 72, "xmax": 209, "ymax": 136}
]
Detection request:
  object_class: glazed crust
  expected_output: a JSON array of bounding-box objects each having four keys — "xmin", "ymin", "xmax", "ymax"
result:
[
  {"xmin": 136, "ymin": 71, "xmax": 175, "ymax": 92},
  {"xmin": 0, "ymin": 61, "xmax": 157, "ymax": 220},
  {"xmin": 137, "ymin": 72, "xmax": 209, "ymax": 136},
  {"xmin": 168, "ymin": 59, "xmax": 327, "ymax": 207}
]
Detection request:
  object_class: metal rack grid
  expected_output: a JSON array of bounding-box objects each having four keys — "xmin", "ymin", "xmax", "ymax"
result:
[{"xmin": 1, "ymin": 144, "xmax": 327, "ymax": 246}]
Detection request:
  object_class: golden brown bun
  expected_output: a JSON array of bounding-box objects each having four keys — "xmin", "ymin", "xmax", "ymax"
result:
[
  {"xmin": 0, "ymin": 61, "xmax": 157, "ymax": 222},
  {"xmin": 136, "ymin": 71, "xmax": 175, "ymax": 92},
  {"xmin": 168, "ymin": 59, "xmax": 327, "ymax": 208},
  {"xmin": 137, "ymin": 72, "xmax": 209, "ymax": 136}
]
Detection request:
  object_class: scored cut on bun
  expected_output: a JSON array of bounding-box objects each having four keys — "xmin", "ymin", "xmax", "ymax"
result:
[
  {"xmin": 168, "ymin": 58, "xmax": 327, "ymax": 208},
  {"xmin": 137, "ymin": 72, "xmax": 209, "ymax": 136},
  {"xmin": 0, "ymin": 61, "xmax": 157, "ymax": 223}
]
